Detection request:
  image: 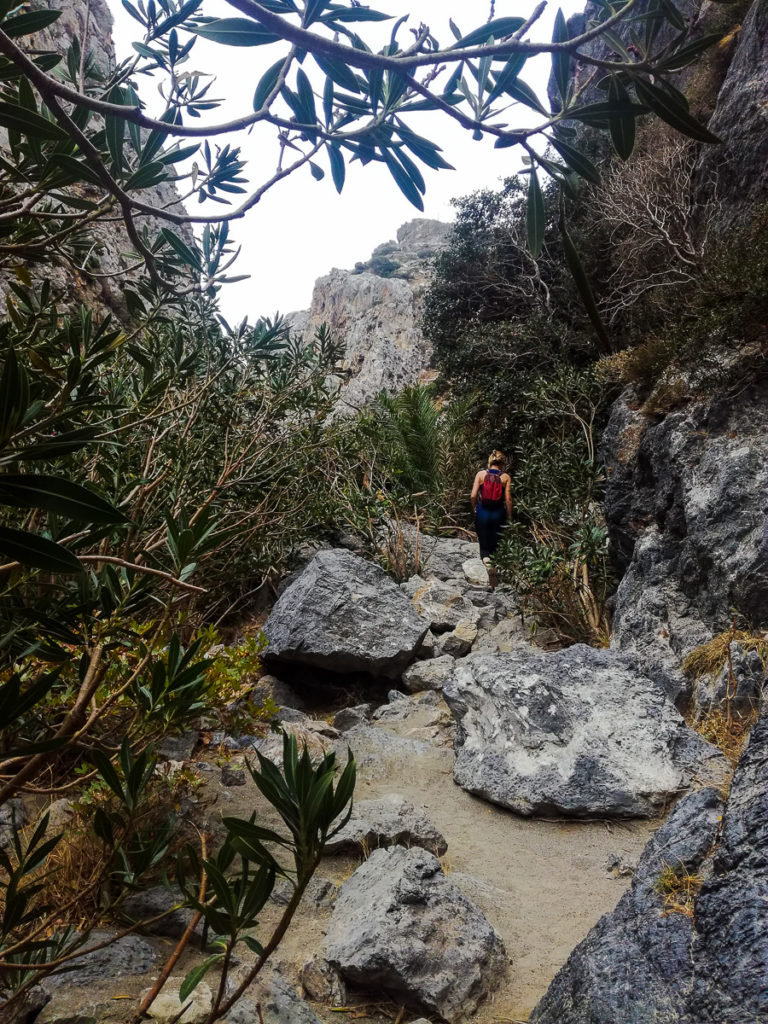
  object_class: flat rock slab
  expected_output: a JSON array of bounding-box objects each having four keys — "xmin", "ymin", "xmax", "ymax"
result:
[
  {"xmin": 264, "ymin": 549, "xmax": 427, "ymax": 679},
  {"xmin": 323, "ymin": 846, "xmax": 506, "ymax": 1022},
  {"xmin": 324, "ymin": 794, "xmax": 447, "ymax": 856},
  {"xmin": 443, "ymin": 646, "xmax": 727, "ymax": 818}
]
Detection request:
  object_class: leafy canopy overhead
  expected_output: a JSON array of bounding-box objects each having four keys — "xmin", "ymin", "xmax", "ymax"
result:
[{"xmin": 0, "ymin": 0, "xmax": 725, "ymax": 289}]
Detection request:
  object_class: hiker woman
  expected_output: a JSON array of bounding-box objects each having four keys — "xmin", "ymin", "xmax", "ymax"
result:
[{"xmin": 471, "ymin": 450, "xmax": 512, "ymax": 589}]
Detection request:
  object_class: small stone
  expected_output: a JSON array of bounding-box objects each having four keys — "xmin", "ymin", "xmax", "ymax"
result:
[
  {"xmin": 417, "ymin": 629, "xmax": 437, "ymax": 658},
  {"xmin": 462, "ymin": 557, "xmax": 489, "ymax": 586},
  {"xmin": 401, "ymin": 654, "xmax": 455, "ymax": 693},
  {"xmin": 145, "ymin": 979, "xmax": 211, "ymax": 1023},
  {"xmin": 300, "ymin": 957, "xmax": 347, "ymax": 1004},
  {"xmin": 229, "ymin": 969, "xmax": 324, "ymax": 1023},
  {"xmin": 324, "ymin": 794, "xmax": 447, "ymax": 856},
  {"xmin": 121, "ymin": 886, "xmax": 198, "ymax": 941},
  {"xmin": 434, "ymin": 618, "xmax": 478, "ymax": 658},
  {"xmin": 157, "ymin": 730, "xmax": 199, "ymax": 761},
  {"xmin": 412, "ymin": 579, "xmax": 479, "ymax": 632},
  {"xmin": 220, "ymin": 764, "xmax": 246, "ymax": 787},
  {"xmin": 333, "ymin": 704, "xmax": 374, "ymax": 731}
]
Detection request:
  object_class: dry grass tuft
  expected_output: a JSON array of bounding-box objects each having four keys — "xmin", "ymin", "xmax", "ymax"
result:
[
  {"xmin": 682, "ymin": 629, "xmax": 768, "ymax": 681},
  {"xmin": 655, "ymin": 863, "xmax": 703, "ymax": 918},
  {"xmin": 693, "ymin": 708, "xmax": 758, "ymax": 765}
]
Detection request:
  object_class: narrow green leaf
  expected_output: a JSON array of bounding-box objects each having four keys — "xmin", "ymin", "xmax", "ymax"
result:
[
  {"xmin": 180, "ymin": 957, "xmax": 222, "ymax": 1002},
  {"xmin": 314, "ymin": 53, "xmax": 360, "ymax": 93},
  {"xmin": 657, "ymin": 32, "xmax": 726, "ymax": 72},
  {"xmin": 318, "ymin": 8, "xmax": 391, "ymax": 23},
  {"xmin": 48, "ymin": 154, "xmax": 104, "ymax": 187},
  {"xmin": 658, "ymin": 0, "xmax": 687, "ymax": 31},
  {"xmin": 0, "ymin": 102, "xmax": 67, "ymax": 140},
  {"xmin": 328, "ymin": 144, "xmax": 345, "ymax": 192},
  {"xmin": 0, "ymin": 526, "xmax": 83, "ymax": 573},
  {"xmin": 632, "ymin": 76, "xmax": 722, "ymax": 144},
  {"xmin": 607, "ymin": 77, "xmax": 635, "ymax": 159},
  {"xmin": 159, "ymin": 227, "xmax": 203, "ymax": 271},
  {"xmin": 0, "ymin": 475, "xmax": 127, "ymax": 523},
  {"xmin": 451, "ymin": 17, "xmax": 525, "ymax": 48},
  {"xmin": 548, "ymin": 136, "xmax": 600, "ymax": 184},
  {"xmin": 559, "ymin": 206, "xmax": 612, "ymax": 355},
  {"xmin": 488, "ymin": 54, "xmax": 526, "ymax": 104},
  {"xmin": 2, "ymin": 10, "xmax": 61, "ymax": 36},
  {"xmin": 253, "ymin": 58, "xmax": 285, "ymax": 110},
  {"xmin": 383, "ymin": 153, "xmax": 424, "ymax": 211},
  {"xmin": 551, "ymin": 10, "xmax": 571, "ymax": 102},
  {"xmin": 191, "ymin": 18, "xmax": 279, "ymax": 46}
]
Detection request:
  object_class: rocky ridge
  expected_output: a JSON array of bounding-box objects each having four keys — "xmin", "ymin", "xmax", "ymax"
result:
[{"xmin": 289, "ymin": 219, "xmax": 449, "ymax": 413}]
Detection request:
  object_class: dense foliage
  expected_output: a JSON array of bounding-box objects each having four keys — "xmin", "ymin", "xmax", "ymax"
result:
[{"xmin": 0, "ymin": 0, "xmax": 739, "ymax": 1014}]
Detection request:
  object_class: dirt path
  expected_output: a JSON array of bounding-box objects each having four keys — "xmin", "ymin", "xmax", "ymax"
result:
[{"xmin": 222, "ymin": 694, "xmax": 659, "ymax": 1023}]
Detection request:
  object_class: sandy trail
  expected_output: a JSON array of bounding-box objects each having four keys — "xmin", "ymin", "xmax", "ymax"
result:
[{"xmin": 222, "ymin": 693, "xmax": 659, "ymax": 1023}]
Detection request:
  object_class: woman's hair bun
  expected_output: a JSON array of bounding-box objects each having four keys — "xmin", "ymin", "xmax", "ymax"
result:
[{"xmin": 487, "ymin": 450, "xmax": 506, "ymax": 468}]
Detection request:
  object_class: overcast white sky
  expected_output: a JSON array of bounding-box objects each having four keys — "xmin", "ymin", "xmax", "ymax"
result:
[{"xmin": 108, "ymin": 1, "xmax": 583, "ymax": 322}]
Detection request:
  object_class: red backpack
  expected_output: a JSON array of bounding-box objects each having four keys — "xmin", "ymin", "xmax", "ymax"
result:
[{"xmin": 480, "ymin": 470, "xmax": 504, "ymax": 507}]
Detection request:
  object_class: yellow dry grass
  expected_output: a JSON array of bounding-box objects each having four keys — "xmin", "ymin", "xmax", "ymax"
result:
[{"xmin": 655, "ymin": 863, "xmax": 703, "ymax": 918}]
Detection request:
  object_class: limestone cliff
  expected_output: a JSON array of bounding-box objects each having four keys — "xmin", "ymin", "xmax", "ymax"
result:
[{"xmin": 290, "ymin": 218, "xmax": 449, "ymax": 414}]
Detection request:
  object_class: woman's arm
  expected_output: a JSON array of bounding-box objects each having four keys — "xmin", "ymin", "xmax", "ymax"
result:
[
  {"xmin": 504, "ymin": 475, "xmax": 513, "ymax": 518},
  {"xmin": 471, "ymin": 471, "xmax": 484, "ymax": 511}
]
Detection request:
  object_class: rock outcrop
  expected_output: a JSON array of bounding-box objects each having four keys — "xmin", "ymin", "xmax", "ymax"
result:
[
  {"xmin": 263, "ymin": 549, "xmax": 428, "ymax": 678},
  {"xmin": 323, "ymin": 846, "xmax": 507, "ymax": 1021},
  {"xmin": 532, "ymin": 708, "xmax": 768, "ymax": 1023},
  {"xmin": 603, "ymin": 380, "xmax": 768, "ymax": 703},
  {"xmin": 699, "ymin": 0, "xmax": 768, "ymax": 221},
  {"xmin": 290, "ymin": 219, "xmax": 448, "ymax": 413},
  {"xmin": 530, "ymin": 787, "xmax": 725, "ymax": 1024},
  {"xmin": 443, "ymin": 646, "xmax": 726, "ymax": 817}
]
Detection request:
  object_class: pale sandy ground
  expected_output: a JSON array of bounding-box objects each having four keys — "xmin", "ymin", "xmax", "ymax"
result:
[{"xmin": 220, "ymin": 695, "xmax": 659, "ymax": 1024}]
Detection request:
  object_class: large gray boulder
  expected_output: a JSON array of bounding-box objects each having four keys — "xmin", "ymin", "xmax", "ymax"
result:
[
  {"xmin": 323, "ymin": 846, "xmax": 506, "ymax": 1021},
  {"xmin": 443, "ymin": 647, "xmax": 726, "ymax": 818},
  {"xmin": 264, "ymin": 549, "xmax": 427, "ymax": 679},
  {"xmin": 323, "ymin": 794, "xmax": 447, "ymax": 856},
  {"xmin": 532, "ymin": 707, "xmax": 768, "ymax": 1023}
]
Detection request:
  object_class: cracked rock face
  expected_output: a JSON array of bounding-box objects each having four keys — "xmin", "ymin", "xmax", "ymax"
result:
[
  {"xmin": 263, "ymin": 549, "xmax": 427, "ymax": 679},
  {"xmin": 323, "ymin": 846, "xmax": 507, "ymax": 1022},
  {"xmin": 442, "ymin": 646, "xmax": 727, "ymax": 818},
  {"xmin": 530, "ymin": 787, "xmax": 726, "ymax": 1024},
  {"xmin": 290, "ymin": 219, "xmax": 448, "ymax": 415},
  {"xmin": 533, "ymin": 707, "xmax": 768, "ymax": 1024},
  {"xmin": 603, "ymin": 382, "xmax": 768, "ymax": 703},
  {"xmin": 698, "ymin": 0, "xmax": 768, "ymax": 223}
]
